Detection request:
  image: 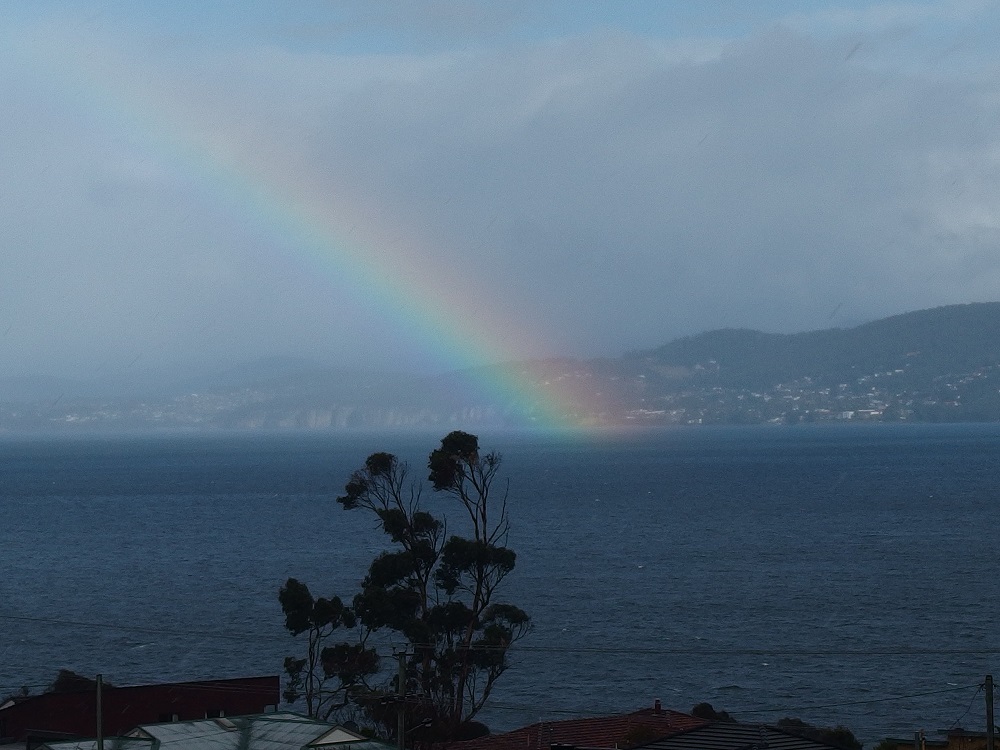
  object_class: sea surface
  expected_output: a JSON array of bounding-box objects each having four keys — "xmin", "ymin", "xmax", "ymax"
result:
[{"xmin": 2, "ymin": 424, "xmax": 1000, "ymax": 745}]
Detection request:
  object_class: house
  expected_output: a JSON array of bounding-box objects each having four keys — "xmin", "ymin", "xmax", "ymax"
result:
[
  {"xmin": 634, "ymin": 720, "xmax": 854, "ymax": 750},
  {"xmin": 449, "ymin": 701, "xmax": 707, "ymax": 750},
  {"xmin": 34, "ymin": 712, "xmax": 393, "ymax": 750},
  {"xmin": 882, "ymin": 729, "xmax": 995, "ymax": 750},
  {"xmin": 450, "ymin": 703, "xmax": 850, "ymax": 750},
  {"xmin": 0, "ymin": 676, "xmax": 279, "ymax": 745}
]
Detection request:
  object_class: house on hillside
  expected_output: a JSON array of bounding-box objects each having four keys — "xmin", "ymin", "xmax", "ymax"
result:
[
  {"xmin": 0, "ymin": 676, "xmax": 279, "ymax": 745},
  {"xmin": 34, "ymin": 712, "xmax": 392, "ymax": 750},
  {"xmin": 449, "ymin": 701, "xmax": 707, "ymax": 750}
]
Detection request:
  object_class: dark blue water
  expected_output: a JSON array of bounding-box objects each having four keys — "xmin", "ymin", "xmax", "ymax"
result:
[{"xmin": 2, "ymin": 424, "xmax": 999, "ymax": 745}]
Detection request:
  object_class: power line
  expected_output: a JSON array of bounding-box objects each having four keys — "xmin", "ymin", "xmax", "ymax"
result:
[
  {"xmin": 477, "ymin": 684, "xmax": 985, "ymax": 719},
  {"xmin": 735, "ymin": 683, "xmax": 983, "ymax": 715},
  {"xmin": 3, "ymin": 685, "xmax": 984, "ymax": 732},
  {"xmin": 2, "ymin": 676, "xmax": 989, "ymax": 744},
  {"xmin": 419, "ymin": 642, "xmax": 1000, "ymax": 657},
  {"xmin": 949, "ymin": 683, "xmax": 985, "ymax": 730},
  {"xmin": 6, "ymin": 614, "xmax": 1000, "ymax": 657},
  {"xmin": 0, "ymin": 679, "xmax": 283, "ymax": 695},
  {"xmin": 0, "ymin": 615, "xmax": 280, "ymax": 643}
]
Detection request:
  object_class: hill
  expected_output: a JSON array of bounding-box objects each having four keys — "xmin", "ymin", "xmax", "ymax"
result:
[
  {"xmin": 4, "ymin": 303, "xmax": 1000, "ymax": 429},
  {"xmin": 630, "ymin": 302, "xmax": 1000, "ymax": 389},
  {"xmin": 613, "ymin": 302, "xmax": 1000, "ymax": 423}
]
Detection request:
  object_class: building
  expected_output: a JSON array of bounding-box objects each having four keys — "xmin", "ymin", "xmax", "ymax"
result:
[
  {"xmin": 0, "ymin": 676, "xmax": 279, "ymax": 745},
  {"xmin": 450, "ymin": 704, "xmax": 850, "ymax": 750},
  {"xmin": 883, "ymin": 729, "xmax": 996, "ymax": 750},
  {"xmin": 449, "ymin": 702, "xmax": 707, "ymax": 750},
  {"xmin": 636, "ymin": 721, "xmax": 853, "ymax": 750},
  {"xmin": 35, "ymin": 712, "xmax": 392, "ymax": 750}
]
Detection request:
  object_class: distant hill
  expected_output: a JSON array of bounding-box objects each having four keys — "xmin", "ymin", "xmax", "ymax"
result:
[
  {"xmin": 0, "ymin": 375, "xmax": 103, "ymax": 404},
  {"xmin": 4, "ymin": 303, "xmax": 1000, "ymax": 429},
  {"xmin": 627, "ymin": 302, "xmax": 1000, "ymax": 389}
]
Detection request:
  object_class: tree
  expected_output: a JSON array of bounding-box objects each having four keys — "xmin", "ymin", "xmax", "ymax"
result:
[
  {"xmin": 2, "ymin": 671, "xmax": 118, "ymax": 705},
  {"xmin": 280, "ymin": 431, "xmax": 530, "ymax": 743},
  {"xmin": 777, "ymin": 718, "xmax": 863, "ymax": 750},
  {"xmin": 1, "ymin": 685, "xmax": 31, "ymax": 704},
  {"xmin": 691, "ymin": 703, "xmax": 736, "ymax": 722},
  {"xmin": 277, "ymin": 579, "xmax": 378, "ymax": 721},
  {"xmin": 47, "ymin": 670, "xmax": 111, "ymax": 693}
]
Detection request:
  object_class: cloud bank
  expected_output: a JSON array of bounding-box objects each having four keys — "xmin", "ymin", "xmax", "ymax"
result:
[{"xmin": 2, "ymin": 2, "xmax": 999, "ymax": 380}]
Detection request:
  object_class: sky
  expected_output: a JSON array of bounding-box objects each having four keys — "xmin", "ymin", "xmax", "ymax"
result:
[{"xmin": 2, "ymin": 0, "xmax": 1000, "ymax": 382}]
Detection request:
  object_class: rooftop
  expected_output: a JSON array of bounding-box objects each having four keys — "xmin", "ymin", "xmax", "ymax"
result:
[
  {"xmin": 641, "ymin": 722, "xmax": 849, "ymax": 750},
  {"xmin": 450, "ymin": 703, "xmax": 707, "ymax": 750},
  {"xmin": 39, "ymin": 713, "xmax": 392, "ymax": 750}
]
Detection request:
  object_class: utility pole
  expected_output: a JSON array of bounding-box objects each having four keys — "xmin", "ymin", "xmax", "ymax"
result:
[
  {"xmin": 397, "ymin": 651, "xmax": 406, "ymax": 750},
  {"xmin": 96, "ymin": 675, "xmax": 104, "ymax": 750},
  {"xmin": 986, "ymin": 674, "xmax": 994, "ymax": 750}
]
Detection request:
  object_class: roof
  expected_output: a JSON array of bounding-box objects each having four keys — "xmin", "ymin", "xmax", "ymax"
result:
[
  {"xmin": 2, "ymin": 676, "xmax": 278, "ymax": 707},
  {"xmin": 638, "ymin": 722, "xmax": 850, "ymax": 750},
  {"xmin": 39, "ymin": 713, "xmax": 393, "ymax": 750},
  {"xmin": 450, "ymin": 707, "xmax": 707, "ymax": 750},
  {"xmin": 3, "ymin": 675, "xmax": 280, "ymax": 743},
  {"xmin": 37, "ymin": 739, "xmax": 153, "ymax": 750}
]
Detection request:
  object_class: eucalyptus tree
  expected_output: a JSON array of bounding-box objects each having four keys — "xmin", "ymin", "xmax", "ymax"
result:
[
  {"xmin": 280, "ymin": 431, "xmax": 530, "ymax": 742},
  {"xmin": 278, "ymin": 578, "xmax": 379, "ymax": 720}
]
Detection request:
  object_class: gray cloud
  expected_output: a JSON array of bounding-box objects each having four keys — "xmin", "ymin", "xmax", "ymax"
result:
[{"xmin": 2, "ymin": 4, "xmax": 999, "ymax": 380}]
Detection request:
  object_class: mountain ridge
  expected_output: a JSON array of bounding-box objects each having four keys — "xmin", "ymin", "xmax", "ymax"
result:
[
  {"xmin": 628, "ymin": 301, "xmax": 1000, "ymax": 389},
  {"xmin": 4, "ymin": 302, "xmax": 1000, "ymax": 429}
]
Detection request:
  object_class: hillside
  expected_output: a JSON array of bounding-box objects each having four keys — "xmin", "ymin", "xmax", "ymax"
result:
[
  {"xmin": 613, "ymin": 302, "xmax": 1000, "ymax": 423},
  {"xmin": 4, "ymin": 303, "xmax": 1000, "ymax": 429},
  {"xmin": 630, "ymin": 302, "xmax": 1000, "ymax": 388}
]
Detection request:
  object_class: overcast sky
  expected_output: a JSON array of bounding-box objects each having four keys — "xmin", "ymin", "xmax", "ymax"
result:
[{"xmin": 2, "ymin": 1, "xmax": 1000, "ymax": 381}]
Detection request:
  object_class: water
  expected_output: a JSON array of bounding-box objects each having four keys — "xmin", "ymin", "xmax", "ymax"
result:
[{"xmin": 2, "ymin": 424, "xmax": 1000, "ymax": 745}]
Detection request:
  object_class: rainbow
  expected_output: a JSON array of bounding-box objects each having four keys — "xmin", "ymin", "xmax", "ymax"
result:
[{"xmin": 12, "ymin": 26, "xmax": 604, "ymax": 427}]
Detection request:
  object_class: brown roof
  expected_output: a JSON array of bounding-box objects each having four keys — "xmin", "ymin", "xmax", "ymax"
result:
[{"xmin": 452, "ymin": 706, "xmax": 707, "ymax": 750}]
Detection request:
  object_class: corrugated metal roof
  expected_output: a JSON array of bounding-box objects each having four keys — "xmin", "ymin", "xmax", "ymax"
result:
[
  {"xmin": 638, "ymin": 723, "xmax": 846, "ymax": 750},
  {"xmin": 40, "ymin": 737, "xmax": 153, "ymax": 750},
  {"xmin": 41, "ymin": 712, "xmax": 393, "ymax": 750}
]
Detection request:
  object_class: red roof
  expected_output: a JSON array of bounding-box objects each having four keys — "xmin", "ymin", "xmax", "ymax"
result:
[
  {"xmin": 0, "ymin": 675, "xmax": 279, "ymax": 743},
  {"xmin": 452, "ymin": 705, "xmax": 707, "ymax": 750}
]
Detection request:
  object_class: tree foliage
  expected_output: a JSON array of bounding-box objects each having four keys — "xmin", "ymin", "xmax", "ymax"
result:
[
  {"xmin": 688, "ymin": 707, "xmax": 861, "ymax": 750},
  {"xmin": 691, "ymin": 703, "xmax": 736, "ymax": 722},
  {"xmin": 47, "ymin": 670, "xmax": 110, "ymax": 693},
  {"xmin": 280, "ymin": 432, "xmax": 530, "ymax": 742},
  {"xmin": 777, "ymin": 718, "xmax": 863, "ymax": 750},
  {"xmin": 278, "ymin": 578, "xmax": 378, "ymax": 720}
]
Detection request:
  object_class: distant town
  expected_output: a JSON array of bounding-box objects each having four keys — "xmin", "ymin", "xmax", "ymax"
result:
[{"xmin": 3, "ymin": 303, "xmax": 1000, "ymax": 431}]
